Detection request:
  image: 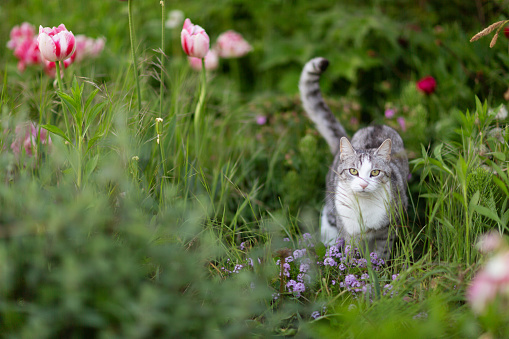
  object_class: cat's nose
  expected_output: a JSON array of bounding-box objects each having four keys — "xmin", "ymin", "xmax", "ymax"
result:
[{"xmin": 360, "ymin": 182, "xmax": 368, "ymax": 189}]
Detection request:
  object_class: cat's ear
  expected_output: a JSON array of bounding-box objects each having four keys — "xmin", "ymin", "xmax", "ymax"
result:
[
  {"xmin": 375, "ymin": 139, "xmax": 392, "ymax": 161},
  {"xmin": 340, "ymin": 137, "xmax": 355, "ymax": 160}
]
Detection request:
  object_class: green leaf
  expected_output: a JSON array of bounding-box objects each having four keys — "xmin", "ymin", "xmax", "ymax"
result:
[
  {"xmin": 41, "ymin": 124, "xmax": 72, "ymax": 145},
  {"xmin": 473, "ymin": 204, "xmax": 501, "ymax": 224},
  {"xmin": 84, "ymin": 154, "xmax": 99, "ymax": 182},
  {"xmin": 489, "ymin": 152, "xmax": 506, "ymax": 161},
  {"xmin": 83, "ymin": 102, "xmax": 107, "ymax": 137},
  {"xmin": 84, "ymin": 88, "xmax": 99, "ymax": 114},
  {"xmin": 57, "ymin": 91, "xmax": 81, "ymax": 127}
]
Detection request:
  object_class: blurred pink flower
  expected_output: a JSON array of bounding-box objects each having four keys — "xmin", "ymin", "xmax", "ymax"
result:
[
  {"xmin": 477, "ymin": 231, "xmax": 504, "ymax": 254},
  {"xmin": 256, "ymin": 115, "xmax": 267, "ymax": 125},
  {"xmin": 7, "ymin": 23, "xmax": 41, "ymax": 72},
  {"xmin": 397, "ymin": 117, "xmax": 406, "ymax": 132},
  {"xmin": 71, "ymin": 35, "xmax": 106, "ymax": 63},
  {"xmin": 467, "ymin": 251, "xmax": 509, "ymax": 314},
  {"xmin": 416, "ymin": 75, "xmax": 436, "ymax": 95},
  {"xmin": 37, "ymin": 24, "xmax": 76, "ymax": 62},
  {"xmin": 11, "ymin": 123, "xmax": 52, "ymax": 158},
  {"xmin": 215, "ymin": 30, "xmax": 252, "ymax": 58},
  {"xmin": 7, "ymin": 22, "xmax": 36, "ymax": 50},
  {"xmin": 43, "ymin": 58, "xmax": 73, "ymax": 78},
  {"xmin": 181, "ymin": 18, "xmax": 209, "ymax": 59},
  {"xmin": 188, "ymin": 49, "xmax": 218, "ymax": 71},
  {"xmin": 384, "ymin": 108, "xmax": 396, "ymax": 119}
]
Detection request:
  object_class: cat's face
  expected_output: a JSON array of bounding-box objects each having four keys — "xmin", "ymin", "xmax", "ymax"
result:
[{"xmin": 337, "ymin": 137, "xmax": 391, "ymax": 194}]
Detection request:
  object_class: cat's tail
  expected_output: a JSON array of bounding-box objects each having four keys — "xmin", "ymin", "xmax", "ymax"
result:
[{"xmin": 299, "ymin": 57, "xmax": 347, "ymax": 155}]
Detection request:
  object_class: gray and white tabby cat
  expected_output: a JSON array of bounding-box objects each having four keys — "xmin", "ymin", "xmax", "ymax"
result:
[{"xmin": 299, "ymin": 57, "xmax": 409, "ymax": 260}]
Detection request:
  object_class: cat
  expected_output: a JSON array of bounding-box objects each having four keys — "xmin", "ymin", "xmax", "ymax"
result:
[{"xmin": 299, "ymin": 57, "xmax": 409, "ymax": 260}]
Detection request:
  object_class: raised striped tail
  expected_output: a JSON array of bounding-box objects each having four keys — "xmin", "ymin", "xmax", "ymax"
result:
[{"xmin": 299, "ymin": 57, "xmax": 347, "ymax": 154}]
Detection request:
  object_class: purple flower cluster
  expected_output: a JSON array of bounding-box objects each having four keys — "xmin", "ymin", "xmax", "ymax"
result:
[
  {"xmin": 318, "ymin": 239, "xmax": 399, "ymax": 298},
  {"xmin": 221, "ymin": 234, "xmax": 400, "ymax": 314}
]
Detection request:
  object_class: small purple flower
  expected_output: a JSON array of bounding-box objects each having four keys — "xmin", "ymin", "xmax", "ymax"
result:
[
  {"xmin": 256, "ymin": 115, "xmax": 267, "ymax": 125},
  {"xmin": 392, "ymin": 274, "xmax": 399, "ymax": 281},
  {"xmin": 311, "ymin": 311, "xmax": 320, "ymax": 319},
  {"xmin": 324, "ymin": 257, "xmax": 337, "ymax": 266},
  {"xmin": 247, "ymin": 258, "xmax": 254, "ymax": 267},
  {"xmin": 332, "ymin": 280, "xmax": 336, "ymax": 285},
  {"xmin": 283, "ymin": 263, "xmax": 291, "ymax": 277},
  {"xmin": 297, "ymin": 273, "xmax": 311, "ymax": 284},
  {"xmin": 384, "ymin": 108, "xmax": 396, "ymax": 119},
  {"xmin": 283, "ymin": 237, "xmax": 290, "ymax": 242},
  {"xmin": 299, "ymin": 263, "xmax": 310, "ymax": 273},
  {"xmin": 287, "ymin": 280, "xmax": 297, "ymax": 289},
  {"xmin": 286, "ymin": 256, "xmax": 294, "ymax": 263},
  {"xmin": 397, "ymin": 117, "xmax": 406, "ymax": 132},
  {"xmin": 233, "ymin": 264, "xmax": 244, "ymax": 273},
  {"xmin": 272, "ymin": 292, "xmax": 280, "ymax": 300},
  {"xmin": 294, "ymin": 282, "xmax": 306, "ymax": 293},
  {"xmin": 361, "ymin": 273, "xmax": 369, "ymax": 280},
  {"xmin": 338, "ymin": 263, "xmax": 346, "ymax": 271},
  {"xmin": 303, "ymin": 233, "xmax": 312, "ymax": 240},
  {"xmin": 335, "ymin": 238, "xmax": 345, "ymax": 247},
  {"xmin": 293, "ymin": 249, "xmax": 306, "ymax": 259},
  {"xmin": 344, "ymin": 274, "xmax": 358, "ymax": 287}
]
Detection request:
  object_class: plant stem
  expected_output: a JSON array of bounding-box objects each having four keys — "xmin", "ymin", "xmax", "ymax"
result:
[
  {"xmin": 128, "ymin": 0, "xmax": 142, "ymax": 112},
  {"xmin": 159, "ymin": 0, "xmax": 165, "ymax": 118},
  {"xmin": 55, "ymin": 61, "xmax": 71, "ymax": 137},
  {"xmin": 194, "ymin": 58, "xmax": 206, "ymax": 155},
  {"xmin": 158, "ymin": 0, "xmax": 166, "ymax": 206}
]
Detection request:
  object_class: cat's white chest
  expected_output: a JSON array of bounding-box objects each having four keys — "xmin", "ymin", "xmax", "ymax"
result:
[{"xmin": 335, "ymin": 182, "xmax": 391, "ymax": 236}]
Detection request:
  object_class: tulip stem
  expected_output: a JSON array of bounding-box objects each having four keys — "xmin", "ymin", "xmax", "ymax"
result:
[
  {"xmin": 194, "ymin": 58, "xmax": 207, "ymax": 154},
  {"xmin": 159, "ymin": 0, "xmax": 165, "ymax": 119},
  {"xmin": 158, "ymin": 1, "xmax": 167, "ymax": 206},
  {"xmin": 54, "ymin": 61, "xmax": 71, "ymax": 142},
  {"xmin": 128, "ymin": 0, "xmax": 142, "ymax": 113}
]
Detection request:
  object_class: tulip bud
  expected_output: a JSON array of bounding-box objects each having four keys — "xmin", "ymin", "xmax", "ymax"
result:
[{"xmin": 180, "ymin": 18, "xmax": 209, "ymax": 59}]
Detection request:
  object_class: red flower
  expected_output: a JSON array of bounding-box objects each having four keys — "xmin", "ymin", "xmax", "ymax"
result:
[
  {"xmin": 416, "ymin": 76, "xmax": 436, "ymax": 95},
  {"xmin": 504, "ymin": 27, "xmax": 509, "ymax": 39}
]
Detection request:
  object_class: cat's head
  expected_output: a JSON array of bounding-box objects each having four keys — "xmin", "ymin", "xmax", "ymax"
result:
[{"xmin": 337, "ymin": 137, "xmax": 391, "ymax": 194}]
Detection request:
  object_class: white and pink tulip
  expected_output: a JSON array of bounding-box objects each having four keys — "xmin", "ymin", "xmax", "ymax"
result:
[
  {"xmin": 181, "ymin": 18, "xmax": 209, "ymax": 59},
  {"xmin": 37, "ymin": 24, "xmax": 76, "ymax": 62}
]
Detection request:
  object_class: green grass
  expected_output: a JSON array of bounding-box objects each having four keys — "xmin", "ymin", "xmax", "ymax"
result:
[{"xmin": 1, "ymin": 0, "xmax": 509, "ymax": 337}]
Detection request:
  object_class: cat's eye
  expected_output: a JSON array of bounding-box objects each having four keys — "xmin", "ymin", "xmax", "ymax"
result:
[
  {"xmin": 371, "ymin": 170, "xmax": 380, "ymax": 177},
  {"xmin": 349, "ymin": 168, "xmax": 358, "ymax": 176}
]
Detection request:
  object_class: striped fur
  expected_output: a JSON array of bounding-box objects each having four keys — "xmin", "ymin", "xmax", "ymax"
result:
[{"xmin": 299, "ymin": 57, "xmax": 409, "ymax": 260}]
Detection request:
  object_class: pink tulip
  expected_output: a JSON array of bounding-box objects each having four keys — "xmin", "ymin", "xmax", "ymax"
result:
[
  {"xmin": 37, "ymin": 24, "xmax": 76, "ymax": 62},
  {"xmin": 71, "ymin": 35, "xmax": 106, "ymax": 63},
  {"xmin": 7, "ymin": 23, "xmax": 41, "ymax": 72},
  {"xmin": 7, "ymin": 22, "xmax": 36, "ymax": 50},
  {"xmin": 188, "ymin": 49, "xmax": 219, "ymax": 71},
  {"xmin": 181, "ymin": 18, "xmax": 209, "ymax": 59},
  {"xmin": 11, "ymin": 122, "xmax": 52, "ymax": 158},
  {"xmin": 215, "ymin": 30, "xmax": 252, "ymax": 58},
  {"xmin": 467, "ymin": 251, "xmax": 509, "ymax": 314},
  {"xmin": 416, "ymin": 75, "xmax": 436, "ymax": 95}
]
